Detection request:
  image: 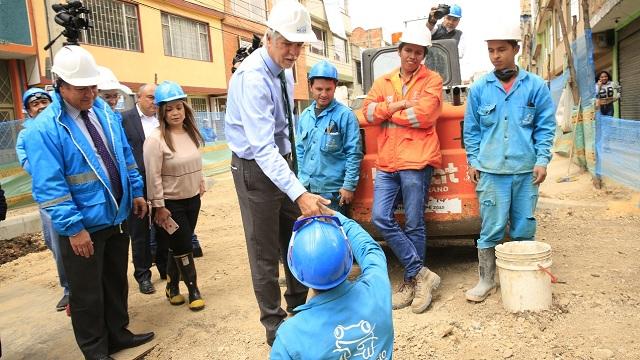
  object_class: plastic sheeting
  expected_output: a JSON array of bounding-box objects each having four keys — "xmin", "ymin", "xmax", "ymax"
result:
[
  {"xmin": 553, "ymin": 29, "xmax": 597, "ymax": 175},
  {"xmin": 596, "ymin": 115, "xmax": 640, "ymax": 190}
]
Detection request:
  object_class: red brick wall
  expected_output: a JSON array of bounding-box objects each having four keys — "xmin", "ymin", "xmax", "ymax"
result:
[{"xmin": 350, "ymin": 27, "xmax": 385, "ymax": 49}]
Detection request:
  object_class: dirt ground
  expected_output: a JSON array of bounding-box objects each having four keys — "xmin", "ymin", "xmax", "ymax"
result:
[{"xmin": 1, "ymin": 155, "xmax": 639, "ymax": 360}]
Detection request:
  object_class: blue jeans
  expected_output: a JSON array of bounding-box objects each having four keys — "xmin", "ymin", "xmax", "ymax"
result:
[
  {"xmin": 476, "ymin": 172, "xmax": 539, "ymax": 249},
  {"xmin": 372, "ymin": 167, "xmax": 433, "ymax": 280},
  {"xmin": 40, "ymin": 209, "xmax": 69, "ymax": 295},
  {"xmin": 316, "ymin": 192, "xmax": 349, "ymax": 216}
]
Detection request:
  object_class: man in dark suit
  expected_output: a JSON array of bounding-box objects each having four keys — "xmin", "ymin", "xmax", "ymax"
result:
[{"xmin": 121, "ymin": 83, "xmax": 162, "ymax": 294}]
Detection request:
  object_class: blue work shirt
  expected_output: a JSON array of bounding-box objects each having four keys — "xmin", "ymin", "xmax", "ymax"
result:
[
  {"xmin": 225, "ymin": 47, "xmax": 306, "ymax": 201},
  {"xmin": 271, "ymin": 212, "xmax": 393, "ymax": 360},
  {"xmin": 296, "ymin": 99, "xmax": 363, "ymax": 193},
  {"xmin": 463, "ymin": 70, "xmax": 555, "ymax": 174}
]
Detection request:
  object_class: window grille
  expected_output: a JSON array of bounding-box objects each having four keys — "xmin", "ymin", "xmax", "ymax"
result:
[{"xmin": 82, "ymin": 0, "xmax": 141, "ymax": 51}]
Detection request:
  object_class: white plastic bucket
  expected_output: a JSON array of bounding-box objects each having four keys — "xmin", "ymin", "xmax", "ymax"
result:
[{"xmin": 495, "ymin": 241, "xmax": 553, "ymax": 312}]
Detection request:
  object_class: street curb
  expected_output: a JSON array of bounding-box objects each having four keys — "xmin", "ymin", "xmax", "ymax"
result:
[{"xmin": 0, "ymin": 211, "xmax": 42, "ymax": 241}]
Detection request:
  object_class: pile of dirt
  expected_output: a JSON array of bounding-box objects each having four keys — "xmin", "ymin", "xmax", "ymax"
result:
[{"xmin": 0, "ymin": 232, "xmax": 46, "ymax": 265}]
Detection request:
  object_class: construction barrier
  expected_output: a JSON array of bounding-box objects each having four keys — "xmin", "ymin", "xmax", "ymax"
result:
[
  {"xmin": 0, "ymin": 112, "xmax": 231, "ymax": 209},
  {"xmin": 551, "ymin": 29, "xmax": 597, "ymax": 175},
  {"xmin": 595, "ymin": 115, "xmax": 640, "ymax": 190}
]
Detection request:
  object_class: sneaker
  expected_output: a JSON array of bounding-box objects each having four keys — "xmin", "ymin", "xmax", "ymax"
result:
[
  {"xmin": 392, "ymin": 279, "xmax": 416, "ymax": 310},
  {"xmin": 411, "ymin": 267, "xmax": 441, "ymax": 314}
]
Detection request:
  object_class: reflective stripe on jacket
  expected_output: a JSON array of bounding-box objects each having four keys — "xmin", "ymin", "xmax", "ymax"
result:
[
  {"xmin": 21, "ymin": 92, "xmax": 144, "ymax": 236},
  {"xmin": 361, "ymin": 64, "xmax": 443, "ymax": 171},
  {"xmin": 463, "ymin": 70, "xmax": 556, "ymax": 174}
]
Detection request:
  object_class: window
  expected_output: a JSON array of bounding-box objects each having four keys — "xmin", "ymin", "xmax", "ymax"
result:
[
  {"xmin": 309, "ymin": 27, "xmax": 327, "ymax": 56},
  {"xmin": 161, "ymin": 13, "xmax": 211, "ymax": 61},
  {"xmin": 189, "ymin": 97, "xmax": 209, "ymax": 112},
  {"xmin": 231, "ymin": 0, "xmax": 266, "ymax": 22},
  {"xmin": 355, "ymin": 60, "xmax": 362, "ymax": 85},
  {"xmin": 372, "ymin": 46, "xmax": 452, "ymax": 85},
  {"xmin": 82, "ymin": 0, "xmax": 141, "ymax": 51},
  {"xmin": 333, "ymin": 36, "xmax": 348, "ymax": 63}
]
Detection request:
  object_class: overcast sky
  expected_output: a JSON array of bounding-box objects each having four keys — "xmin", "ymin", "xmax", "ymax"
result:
[{"xmin": 348, "ymin": 0, "xmax": 523, "ymax": 80}]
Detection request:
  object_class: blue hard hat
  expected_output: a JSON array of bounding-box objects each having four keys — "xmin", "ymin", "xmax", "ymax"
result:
[
  {"xmin": 288, "ymin": 216, "xmax": 353, "ymax": 290},
  {"xmin": 449, "ymin": 4, "xmax": 462, "ymax": 18},
  {"xmin": 308, "ymin": 60, "xmax": 338, "ymax": 81},
  {"xmin": 22, "ymin": 88, "xmax": 52, "ymax": 109},
  {"xmin": 154, "ymin": 80, "xmax": 187, "ymax": 105}
]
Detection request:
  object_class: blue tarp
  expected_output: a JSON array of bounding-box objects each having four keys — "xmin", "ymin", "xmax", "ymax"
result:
[{"xmin": 596, "ymin": 115, "xmax": 640, "ymax": 190}]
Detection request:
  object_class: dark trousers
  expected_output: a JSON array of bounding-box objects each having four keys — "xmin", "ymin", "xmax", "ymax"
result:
[
  {"xmin": 128, "ymin": 211, "xmax": 153, "ymax": 283},
  {"xmin": 155, "ymin": 195, "xmax": 201, "ymax": 255},
  {"xmin": 59, "ymin": 224, "xmax": 132, "ymax": 359},
  {"xmin": 231, "ymin": 153, "xmax": 308, "ymax": 343}
]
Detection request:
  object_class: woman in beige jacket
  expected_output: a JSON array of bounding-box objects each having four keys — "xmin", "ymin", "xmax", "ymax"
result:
[{"xmin": 144, "ymin": 81, "xmax": 205, "ymax": 311}]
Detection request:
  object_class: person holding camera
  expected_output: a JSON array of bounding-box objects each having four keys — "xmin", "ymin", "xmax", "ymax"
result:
[
  {"xmin": 426, "ymin": 4, "xmax": 464, "ymax": 56},
  {"xmin": 143, "ymin": 80, "xmax": 207, "ymax": 312}
]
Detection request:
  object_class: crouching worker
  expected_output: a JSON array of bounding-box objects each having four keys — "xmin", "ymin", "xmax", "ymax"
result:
[{"xmin": 271, "ymin": 209, "xmax": 393, "ymax": 359}]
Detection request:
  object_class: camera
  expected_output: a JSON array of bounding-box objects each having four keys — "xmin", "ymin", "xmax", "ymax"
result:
[
  {"xmin": 44, "ymin": 0, "xmax": 92, "ymax": 50},
  {"xmin": 432, "ymin": 4, "xmax": 450, "ymax": 21},
  {"xmin": 231, "ymin": 35, "xmax": 262, "ymax": 73}
]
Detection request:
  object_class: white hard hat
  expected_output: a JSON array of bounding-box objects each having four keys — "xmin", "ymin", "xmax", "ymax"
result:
[
  {"xmin": 484, "ymin": 23, "xmax": 522, "ymax": 42},
  {"xmin": 399, "ymin": 25, "xmax": 432, "ymax": 47},
  {"xmin": 265, "ymin": 0, "xmax": 317, "ymax": 43},
  {"xmin": 97, "ymin": 66, "xmax": 133, "ymax": 95},
  {"xmin": 51, "ymin": 46, "xmax": 100, "ymax": 86}
]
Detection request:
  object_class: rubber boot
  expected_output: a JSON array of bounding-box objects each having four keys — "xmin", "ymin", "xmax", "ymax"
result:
[
  {"xmin": 465, "ymin": 248, "xmax": 497, "ymax": 302},
  {"xmin": 165, "ymin": 250, "xmax": 185, "ymax": 305},
  {"xmin": 175, "ymin": 253, "xmax": 205, "ymax": 311}
]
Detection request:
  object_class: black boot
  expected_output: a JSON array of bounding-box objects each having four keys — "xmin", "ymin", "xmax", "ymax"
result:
[
  {"xmin": 175, "ymin": 253, "xmax": 205, "ymax": 311},
  {"xmin": 166, "ymin": 250, "xmax": 185, "ymax": 305}
]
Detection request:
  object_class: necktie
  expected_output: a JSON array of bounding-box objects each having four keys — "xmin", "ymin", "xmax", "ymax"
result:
[
  {"xmin": 80, "ymin": 110, "xmax": 122, "ymax": 202},
  {"xmin": 278, "ymin": 71, "xmax": 298, "ymax": 175}
]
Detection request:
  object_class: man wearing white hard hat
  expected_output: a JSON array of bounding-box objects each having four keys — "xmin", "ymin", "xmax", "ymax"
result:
[
  {"xmin": 21, "ymin": 45, "xmax": 153, "ymax": 359},
  {"xmin": 463, "ymin": 24, "xmax": 555, "ymax": 303},
  {"xmin": 97, "ymin": 66, "xmax": 132, "ymax": 112},
  {"xmin": 361, "ymin": 25, "xmax": 443, "ymax": 315},
  {"xmin": 225, "ymin": 0, "xmax": 330, "ymax": 346}
]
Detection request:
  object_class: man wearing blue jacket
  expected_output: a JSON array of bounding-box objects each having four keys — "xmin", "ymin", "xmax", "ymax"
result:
[
  {"xmin": 21, "ymin": 45, "xmax": 153, "ymax": 360},
  {"xmin": 271, "ymin": 207, "xmax": 393, "ymax": 359},
  {"xmin": 296, "ymin": 60, "xmax": 363, "ymax": 215},
  {"xmin": 463, "ymin": 24, "xmax": 555, "ymax": 303}
]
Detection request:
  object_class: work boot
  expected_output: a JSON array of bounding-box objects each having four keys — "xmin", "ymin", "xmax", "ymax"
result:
[
  {"xmin": 465, "ymin": 248, "xmax": 497, "ymax": 302},
  {"xmin": 392, "ymin": 278, "xmax": 416, "ymax": 310},
  {"xmin": 166, "ymin": 250, "xmax": 185, "ymax": 306},
  {"xmin": 175, "ymin": 253, "xmax": 205, "ymax": 311},
  {"xmin": 412, "ymin": 267, "xmax": 441, "ymax": 314}
]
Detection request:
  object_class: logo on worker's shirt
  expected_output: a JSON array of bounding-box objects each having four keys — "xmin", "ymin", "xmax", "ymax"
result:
[{"xmin": 332, "ymin": 320, "xmax": 387, "ymax": 359}]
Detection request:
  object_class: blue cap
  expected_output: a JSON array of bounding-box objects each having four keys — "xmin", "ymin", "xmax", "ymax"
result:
[
  {"xmin": 308, "ymin": 60, "xmax": 339, "ymax": 81},
  {"xmin": 288, "ymin": 216, "xmax": 353, "ymax": 290},
  {"xmin": 154, "ymin": 80, "xmax": 187, "ymax": 105},
  {"xmin": 449, "ymin": 4, "xmax": 462, "ymax": 18},
  {"xmin": 22, "ymin": 88, "xmax": 52, "ymax": 109}
]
